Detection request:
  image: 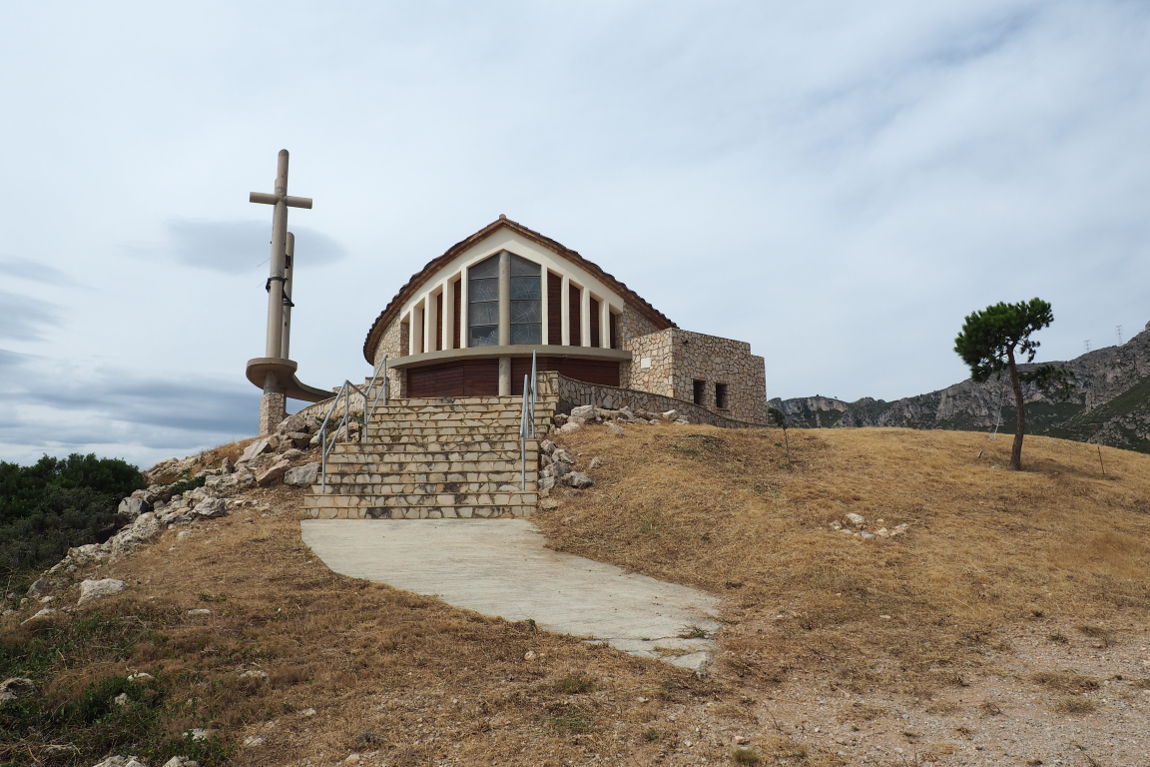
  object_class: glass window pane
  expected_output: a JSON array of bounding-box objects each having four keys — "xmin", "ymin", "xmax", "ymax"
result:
[
  {"xmin": 470, "ymin": 302, "xmax": 499, "ymax": 325},
  {"xmin": 469, "ymin": 325, "xmax": 498, "ymax": 346},
  {"xmin": 469, "ymin": 278, "xmax": 498, "ymax": 302},
  {"xmin": 510, "ymin": 276, "xmax": 540, "ymax": 300},
  {"xmin": 511, "ymin": 323, "xmax": 540, "ymax": 344},
  {"xmin": 511, "ymin": 301, "xmax": 541, "ymax": 323},
  {"xmin": 510, "ymin": 254, "xmax": 540, "ymax": 277},
  {"xmin": 469, "ymin": 256, "xmax": 499, "ymax": 279}
]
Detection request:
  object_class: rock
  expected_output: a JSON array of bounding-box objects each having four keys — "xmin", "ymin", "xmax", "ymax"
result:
[
  {"xmin": 239, "ymin": 669, "xmax": 268, "ymax": 681},
  {"xmin": 255, "ymin": 459, "xmax": 291, "ymax": 487},
  {"xmin": 844, "ymin": 513, "xmax": 866, "ymax": 527},
  {"xmin": 661, "ymin": 409, "xmax": 678, "ymax": 420},
  {"xmin": 78, "ymin": 578, "xmax": 126, "ymax": 606},
  {"xmin": 539, "ymin": 498, "xmax": 560, "ymax": 510},
  {"xmin": 128, "ymin": 672, "xmax": 154, "ymax": 683},
  {"xmin": 193, "ymin": 498, "xmax": 227, "ymax": 518},
  {"xmin": 606, "ymin": 422, "xmax": 625, "ymax": 437},
  {"xmin": 281, "ymin": 448, "xmax": 304, "ymax": 462},
  {"xmin": 589, "ymin": 456, "xmax": 602, "ymax": 469},
  {"xmin": 113, "ymin": 692, "xmax": 129, "ymax": 706},
  {"xmin": 117, "ymin": 496, "xmax": 152, "ymax": 520},
  {"xmin": 239, "ymin": 437, "xmax": 272, "ymax": 464},
  {"xmin": 204, "ymin": 471, "xmax": 255, "ymax": 495},
  {"xmin": 552, "ymin": 448, "xmax": 574, "ymax": 465},
  {"xmin": 299, "ymin": 707, "xmax": 317, "ymax": 717},
  {"xmin": 0, "ymin": 677, "xmax": 36, "ymax": 703},
  {"xmin": 161, "ymin": 758, "xmax": 200, "ymax": 767},
  {"xmin": 243, "ymin": 735, "xmax": 266, "ymax": 747},
  {"xmin": 21, "ymin": 608, "xmax": 59, "ymax": 624},
  {"xmin": 187, "ymin": 608, "xmax": 212, "ymax": 616},
  {"xmin": 284, "ymin": 462, "xmax": 320, "ymax": 487},
  {"xmin": 551, "ymin": 461, "xmax": 571, "ymax": 478},
  {"xmin": 539, "ymin": 439, "xmax": 556, "ymax": 454},
  {"xmin": 26, "ymin": 578, "xmax": 52, "ymax": 597},
  {"xmin": 552, "ymin": 413, "xmax": 569, "ymax": 427},
  {"xmin": 565, "ymin": 472, "xmax": 593, "ymax": 489},
  {"xmin": 570, "ymin": 405, "xmax": 596, "ymax": 423},
  {"xmin": 187, "ymin": 728, "xmax": 211, "ymax": 741},
  {"xmin": 287, "ymin": 431, "xmax": 311, "ymax": 449},
  {"xmin": 112, "ymin": 512, "xmax": 161, "ymax": 553},
  {"xmin": 219, "ymin": 456, "xmax": 234, "ymax": 474},
  {"xmin": 91, "ymin": 758, "xmax": 148, "ymax": 767},
  {"xmin": 539, "ymin": 475, "xmax": 556, "ymax": 493},
  {"xmin": 523, "ymin": 650, "xmax": 537, "ymax": 661}
]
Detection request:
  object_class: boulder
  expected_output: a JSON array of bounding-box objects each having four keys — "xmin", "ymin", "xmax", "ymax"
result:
[
  {"xmin": 0, "ymin": 677, "xmax": 36, "ymax": 703},
  {"xmin": 284, "ymin": 462, "xmax": 321, "ymax": 487},
  {"xmin": 552, "ymin": 448, "xmax": 574, "ymax": 465},
  {"xmin": 287, "ymin": 431, "xmax": 312, "ymax": 449},
  {"xmin": 256, "ymin": 459, "xmax": 291, "ymax": 487},
  {"xmin": 204, "ymin": 470, "xmax": 255, "ymax": 496},
  {"xmin": 110, "ymin": 512, "xmax": 161, "ymax": 554},
  {"xmin": 557, "ymin": 422, "xmax": 581, "ymax": 434},
  {"xmin": 116, "ymin": 496, "xmax": 151, "ymax": 520},
  {"xmin": 606, "ymin": 422, "xmax": 625, "ymax": 437},
  {"xmin": 239, "ymin": 437, "xmax": 272, "ymax": 464},
  {"xmin": 551, "ymin": 461, "xmax": 571, "ymax": 479},
  {"xmin": 78, "ymin": 578, "xmax": 126, "ymax": 606},
  {"xmin": 161, "ymin": 757, "xmax": 200, "ymax": 767},
  {"xmin": 565, "ymin": 472, "xmax": 594, "ymax": 489},
  {"xmin": 193, "ymin": 498, "xmax": 227, "ymax": 518},
  {"xmin": 26, "ymin": 578, "xmax": 52, "ymax": 597},
  {"xmin": 569, "ymin": 405, "xmax": 596, "ymax": 423},
  {"xmin": 844, "ymin": 513, "xmax": 866, "ymax": 527}
]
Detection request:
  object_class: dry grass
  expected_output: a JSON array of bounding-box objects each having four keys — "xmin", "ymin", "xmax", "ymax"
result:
[
  {"xmin": 17, "ymin": 486, "xmax": 810, "ymax": 766},
  {"xmin": 538, "ymin": 425, "xmax": 1150, "ymax": 695}
]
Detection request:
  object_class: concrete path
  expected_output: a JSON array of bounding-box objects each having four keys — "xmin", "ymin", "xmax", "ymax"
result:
[{"xmin": 300, "ymin": 519, "xmax": 720, "ymax": 671}]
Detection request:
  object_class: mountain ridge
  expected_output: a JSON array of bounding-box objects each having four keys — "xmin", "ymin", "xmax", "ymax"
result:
[{"xmin": 770, "ymin": 320, "xmax": 1150, "ymax": 453}]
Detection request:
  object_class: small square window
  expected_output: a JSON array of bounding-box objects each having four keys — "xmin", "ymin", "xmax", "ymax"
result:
[
  {"xmin": 715, "ymin": 383, "xmax": 729, "ymax": 410},
  {"xmin": 692, "ymin": 379, "xmax": 706, "ymax": 406}
]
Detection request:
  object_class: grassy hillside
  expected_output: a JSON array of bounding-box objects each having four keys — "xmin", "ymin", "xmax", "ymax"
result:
[
  {"xmin": 4, "ymin": 425, "xmax": 1149, "ymax": 766},
  {"xmin": 540, "ymin": 425, "xmax": 1150, "ymax": 696}
]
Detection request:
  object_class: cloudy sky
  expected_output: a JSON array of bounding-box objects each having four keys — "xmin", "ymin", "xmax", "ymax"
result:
[{"xmin": 1, "ymin": 0, "xmax": 1147, "ymax": 468}]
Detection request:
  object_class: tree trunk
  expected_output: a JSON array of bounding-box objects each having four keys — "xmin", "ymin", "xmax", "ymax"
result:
[{"xmin": 1008, "ymin": 347, "xmax": 1025, "ymax": 470}]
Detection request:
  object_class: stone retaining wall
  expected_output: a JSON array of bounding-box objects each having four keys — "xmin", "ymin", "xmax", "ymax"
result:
[{"xmin": 555, "ymin": 373, "xmax": 766, "ymax": 429}]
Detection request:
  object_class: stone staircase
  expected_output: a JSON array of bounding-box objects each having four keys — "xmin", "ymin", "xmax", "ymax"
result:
[{"xmin": 303, "ymin": 393, "xmax": 556, "ymax": 520}]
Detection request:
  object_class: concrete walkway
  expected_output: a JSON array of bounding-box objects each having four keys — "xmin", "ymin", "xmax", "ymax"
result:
[{"xmin": 300, "ymin": 519, "xmax": 720, "ymax": 671}]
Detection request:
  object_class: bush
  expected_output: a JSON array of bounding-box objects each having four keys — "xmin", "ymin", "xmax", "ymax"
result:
[{"xmin": 0, "ymin": 454, "xmax": 145, "ymax": 585}]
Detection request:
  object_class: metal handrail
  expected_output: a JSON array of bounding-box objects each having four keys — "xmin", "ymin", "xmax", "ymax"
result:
[
  {"xmin": 319, "ymin": 379, "xmax": 369, "ymax": 491},
  {"xmin": 363, "ymin": 354, "xmax": 389, "ymax": 441},
  {"xmin": 519, "ymin": 350, "xmax": 538, "ymax": 489}
]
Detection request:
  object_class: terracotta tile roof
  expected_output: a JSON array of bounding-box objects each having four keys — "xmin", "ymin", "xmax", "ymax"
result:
[{"xmin": 362, "ymin": 215, "xmax": 676, "ymax": 362}]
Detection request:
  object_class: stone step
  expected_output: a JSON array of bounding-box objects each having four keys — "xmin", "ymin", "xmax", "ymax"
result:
[
  {"xmin": 328, "ymin": 446, "xmax": 529, "ymax": 464},
  {"xmin": 318, "ymin": 467, "xmax": 527, "ymax": 483},
  {"xmin": 303, "ymin": 492, "xmax": 538, "ymax": 512},
  {"xmin": 304, "ymin": 504, "xmax": 537, "ymax": 520},
  {"xmin": 314, "ymin": 481, "xmax": 537, "ymax": 496},
  {"xmin": 361, "ymin": 431, "xmax": 526, "ymax": 444}
]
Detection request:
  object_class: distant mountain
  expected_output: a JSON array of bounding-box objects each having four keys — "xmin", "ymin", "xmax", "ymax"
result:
[{"xmin": 770, "ymin": 321, "xmax": 1150, "ymax": 454}]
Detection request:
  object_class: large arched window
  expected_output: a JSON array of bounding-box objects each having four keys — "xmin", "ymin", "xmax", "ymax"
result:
[
  {"xmin": 509, "ymin": 255, "xmax": 541, "ymax": 344},
  {"xmin": 468, "ymin": 255, "xmax": 499, "ymax": 346}
]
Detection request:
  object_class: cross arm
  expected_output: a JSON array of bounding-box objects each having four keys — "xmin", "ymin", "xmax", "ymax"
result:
[{"xmin": 249, "ymin": 192, "xmax": 314, "ymax": 209}]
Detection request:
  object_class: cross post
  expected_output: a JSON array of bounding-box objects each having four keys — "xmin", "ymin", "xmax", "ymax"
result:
[{"xmin": 250, "ymin": 149, "xmax": 312, "ymax": 361}]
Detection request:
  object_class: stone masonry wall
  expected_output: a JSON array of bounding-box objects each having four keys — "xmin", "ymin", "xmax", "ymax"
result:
[
  {"xmin": 624, "ymin": 328, "xmax": 767, "ymax": 424},
  {"xmin": 373, "ymin": 317, "xmax": 407, "ymax": 398},
  {"xmin": 556, "ymin": 374, "xmax": 765, "ymax": 429}
]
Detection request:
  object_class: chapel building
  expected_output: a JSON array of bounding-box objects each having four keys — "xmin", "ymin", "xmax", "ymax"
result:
[{"xmin": 363, "ymin": 216, "xmax": 768, "ymax": 424}]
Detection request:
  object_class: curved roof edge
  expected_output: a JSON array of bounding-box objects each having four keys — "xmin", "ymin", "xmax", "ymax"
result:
[{"xmin": 361, "ymin": 215, "xmax": 677, "ymax": 363}]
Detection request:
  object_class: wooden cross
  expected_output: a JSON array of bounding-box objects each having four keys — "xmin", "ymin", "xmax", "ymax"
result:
[{"xmin": 250, "ymin": 149, "xmax": 312, "ymax": 360}]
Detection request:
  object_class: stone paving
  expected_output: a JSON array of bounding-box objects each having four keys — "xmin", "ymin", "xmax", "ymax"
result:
[{"xmin": 300, "ymin": 519, "xmax": 720, "ymax": 671}]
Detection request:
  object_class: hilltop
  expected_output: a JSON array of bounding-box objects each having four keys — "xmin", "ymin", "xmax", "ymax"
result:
[
  {"xmin": 3, "ymin": 421, "xmax": 1149, "ymax": 766},
  {"xmin": 771, "ymin": 320, "xmax": 1150, "ymax": 453}
]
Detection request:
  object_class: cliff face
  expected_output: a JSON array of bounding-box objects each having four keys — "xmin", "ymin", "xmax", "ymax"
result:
[{"xmin": 770, "ymin": 322, "xmax": 1150, "ymax": 453}]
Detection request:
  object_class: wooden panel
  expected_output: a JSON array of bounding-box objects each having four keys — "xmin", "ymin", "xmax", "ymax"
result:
[
  {"xmin": 452, "ymin": 279, "xmax": 461, "ymax": 349},
  {"xmin": 589, "ymin": 297, "xmax": 601, "ymax": 348},
  {"xmin": 568, "ymin": 284, "xmax": 581, "ymax": 346},
  {"xmin": 406, "ymin": 359, "xmax": 499, "ymax": 398},
  {"xmin": 547, "ymin": 272, "xmax": 562, "ymax": 344},
  {"xmin": 434, "ymin": 292, "xmax": 443, "ymax": 351},
  {"xmin": 532, "ymin": 356, "xmax": 619, "ymax": 388}
]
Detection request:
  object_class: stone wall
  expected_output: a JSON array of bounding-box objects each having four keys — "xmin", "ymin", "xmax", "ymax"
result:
[
  {"xmin": 624, "ymin": 328, "xmax": 767, "ymax": 424},
  {"xmin": 372, "ymin": 316, "xmax": 407, "ymax": 397},
  {"xmin": 555, "ymin": 374, "xmax": 765, "ymax": 429}
]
